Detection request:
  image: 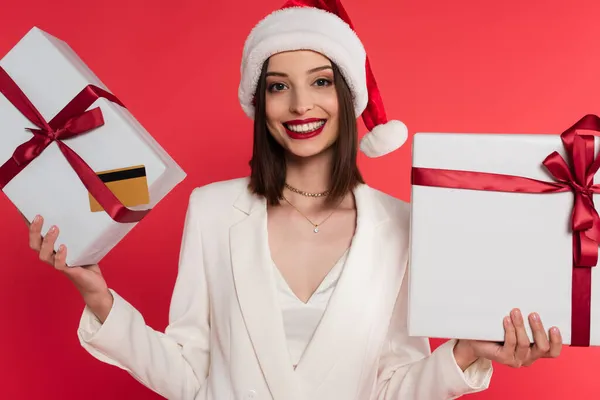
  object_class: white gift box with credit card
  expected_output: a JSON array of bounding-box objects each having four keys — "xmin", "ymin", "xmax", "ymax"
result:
[{"xmin": 0, "ymin": 27, "xmax": 186, "ymax": 266}]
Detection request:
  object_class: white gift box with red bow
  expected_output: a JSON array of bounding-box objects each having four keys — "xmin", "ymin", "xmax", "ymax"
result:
[
  {"xmin": 408, "ymin": 121, "xmax": 600, "ymax": 346},
  {"xmin": 0, "ymin": 27, "xmax": 186, "ymax": 266}
]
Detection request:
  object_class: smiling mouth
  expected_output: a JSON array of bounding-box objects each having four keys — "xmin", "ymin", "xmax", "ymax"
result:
[{"xmin": 283, "ymin": 119, "xmax": 326, "ymax": 134}]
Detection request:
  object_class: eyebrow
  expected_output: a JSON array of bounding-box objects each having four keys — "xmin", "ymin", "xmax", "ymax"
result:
[{"xmin": 266, "ymin": 65, "xmax": 333, "ymax": 77}]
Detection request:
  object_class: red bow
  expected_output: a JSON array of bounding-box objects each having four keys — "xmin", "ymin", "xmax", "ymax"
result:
[{"xmin": 542, "ymin": 115, "xmax": 600, "ymax": 267}]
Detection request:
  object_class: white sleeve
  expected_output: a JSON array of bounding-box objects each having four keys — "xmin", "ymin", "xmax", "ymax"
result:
[
  {"xmin": 376, "ymin": 267, "xmax": 493, "ymax": 400},
  {"xmin": 77, "ymin": 188, "xmax": 210, "ymax": 400}
]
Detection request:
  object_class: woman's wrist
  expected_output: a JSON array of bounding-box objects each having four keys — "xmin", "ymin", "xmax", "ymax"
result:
[
  {"xmin": 453, "ymin": 339, "xmax": 479, "ymax": 371},
  {"xmin": 83, "ymin": 289, "xmax": 114, "ymax": 323}
]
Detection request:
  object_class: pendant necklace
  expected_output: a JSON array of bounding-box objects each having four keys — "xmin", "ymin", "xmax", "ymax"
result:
[{"xmin": 283, "ymin": 183, "xmax": 339, "ymax": 233}]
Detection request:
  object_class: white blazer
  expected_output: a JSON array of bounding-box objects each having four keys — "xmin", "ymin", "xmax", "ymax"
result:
[{"xmin": 77, "ymin": 177, "xmax": 493, "ymax": 400}]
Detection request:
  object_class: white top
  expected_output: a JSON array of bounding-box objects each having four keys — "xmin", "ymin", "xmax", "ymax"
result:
[{"xmin": 273, "ymin": 250, "xmax": 349, "ymax": 367}]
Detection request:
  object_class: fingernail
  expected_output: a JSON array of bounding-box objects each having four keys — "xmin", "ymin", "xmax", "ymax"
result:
[
  {"xmin": 49, "ymin": 225, "xmax": 57, "ymax": 233},
  {"xmin": 58, "ymin": 245, "xmax": 64, "ymax": 253},
  {"xmin": 531, "ymin": 312, "xmax": 539, "ymax": 321},
  {"xmin": 33, "ymin": 215, "xmax": 40, "ymax": 223},
  {"xmin": 551, "ymin": 327, "xmax": 560, "ymax": 334},
  {"xmin": 511, "ymin": 309, "xmax": 521, "ymax": 320},
  {"xmin": 504, "ymin": 316, "xmax": 512, "ymax": 326}
]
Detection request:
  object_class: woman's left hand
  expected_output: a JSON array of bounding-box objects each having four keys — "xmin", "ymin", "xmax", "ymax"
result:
[{"xmin": 453, "ymin": 308, "xmax": 563, "ymax": 370}]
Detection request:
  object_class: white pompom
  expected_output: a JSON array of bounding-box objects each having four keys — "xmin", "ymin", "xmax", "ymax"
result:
[{"xmin": 359, "ymin": 120, "xmax": 409, "ymax": 158}]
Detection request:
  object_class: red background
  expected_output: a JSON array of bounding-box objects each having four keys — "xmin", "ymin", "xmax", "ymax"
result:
[{"xmin": 1, "ymin": 0, "xmax": 599, "ymax": 398}]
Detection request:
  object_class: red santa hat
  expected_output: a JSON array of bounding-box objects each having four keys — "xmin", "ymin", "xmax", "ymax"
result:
[{"xmin": 238, "ymin": 0, "xmax": 408, "ymax": 158}]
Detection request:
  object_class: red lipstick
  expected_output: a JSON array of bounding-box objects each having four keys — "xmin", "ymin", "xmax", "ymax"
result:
[
  {"xmin": 283, "ymin": 118, "xmax": 326, "ymax": 140},
  {"xmin": 285, "ymin": 118, "xmax": 324, "ymax": 125}
]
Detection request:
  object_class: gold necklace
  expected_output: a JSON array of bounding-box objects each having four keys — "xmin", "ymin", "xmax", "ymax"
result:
[
  {"xmin": 285, "ymin": 182, "xmax": 330, "ymax": 198},
  {"xmin": 282, "ymin": 195, "xmax": 339, "ymax": 233}
]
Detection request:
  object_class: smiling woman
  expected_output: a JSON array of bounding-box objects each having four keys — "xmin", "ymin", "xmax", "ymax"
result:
[{"xmin": 25, "ymin": 0, "xmax": 562, "ymax": 399}]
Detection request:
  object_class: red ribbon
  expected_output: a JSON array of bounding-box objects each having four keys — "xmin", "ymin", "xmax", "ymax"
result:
[
  {"xmin": 412, "ymin": 114, "xmax": 600, "ymax": 347},
  {"xmin": 0, "ymin": 67, "xmax": 150, "ymax": 224}
]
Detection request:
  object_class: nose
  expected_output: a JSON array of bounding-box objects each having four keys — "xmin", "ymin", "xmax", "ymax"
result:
[{"xmin": 289, "ymin": 87, "xmax": 314, "ymax": 115}]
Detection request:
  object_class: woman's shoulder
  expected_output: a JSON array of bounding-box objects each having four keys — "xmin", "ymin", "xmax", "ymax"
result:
[
  {"xmin": 363, "ymin": 184, "xmax": 410, "ymax": 220},
  {"xmin": 188, "ymin": 176, "xmax": 251, "ymax": 207}
]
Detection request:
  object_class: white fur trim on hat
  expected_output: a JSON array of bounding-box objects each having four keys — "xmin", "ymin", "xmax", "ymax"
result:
[
  {"xmin": 238, "ymin": 7, "xmax": 368, "ymax": 119},
  {"xmin": 359, "ymin": 120, "xmax": 408, "ymax": 158}
]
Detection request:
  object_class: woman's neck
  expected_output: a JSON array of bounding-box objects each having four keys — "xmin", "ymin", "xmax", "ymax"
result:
[
  {"xmin": 283, "ymin": 150, "xmax": 335, "ymax": 210},
  {"xmin": 285, "ymin": 151, "xmax": 332, "ymax": 194}
]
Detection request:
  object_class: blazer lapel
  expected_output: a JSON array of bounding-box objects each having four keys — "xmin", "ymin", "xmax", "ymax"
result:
[
  {"xmin": 230, "ymin": 188, "xmax": 303, "ymax": 400},
  {"xmin": 294, "ymin": 184, "xmax": 390, "ymax": 395}
]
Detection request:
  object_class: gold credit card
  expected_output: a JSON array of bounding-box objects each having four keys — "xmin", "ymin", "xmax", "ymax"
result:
[{"xmin": 88, "ymin": 165, "xmax": 150, "ymax": 212}]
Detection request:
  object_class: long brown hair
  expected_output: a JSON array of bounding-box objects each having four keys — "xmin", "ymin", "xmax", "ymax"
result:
[{"xmin": 247, "ymin": 57, "xmax": 364, "ymax": 206}]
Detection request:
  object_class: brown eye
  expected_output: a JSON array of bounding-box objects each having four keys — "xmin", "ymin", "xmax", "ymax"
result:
[
  {"xmin": 268, "ymin": 82, "xmax": 287, "ymax": 92},
  {"xmin": 314, "ymin": 78, "xmax": 332, "ymax": 87}
]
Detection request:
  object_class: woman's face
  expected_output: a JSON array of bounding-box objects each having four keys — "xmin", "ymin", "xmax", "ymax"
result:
[{"xmin": 264, "ymin": 50, "xmax": 340, "ymax": 159}]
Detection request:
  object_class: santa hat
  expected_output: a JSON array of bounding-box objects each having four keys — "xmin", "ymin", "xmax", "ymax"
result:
[{"xmin": 238, "ymin": 0, "xmax": 408, "ymax": 158}]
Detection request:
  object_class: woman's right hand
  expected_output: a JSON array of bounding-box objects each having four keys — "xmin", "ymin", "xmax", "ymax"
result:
[{"xmin": 27, "ymin": 214, "xmax": 113, "ymax": 323}]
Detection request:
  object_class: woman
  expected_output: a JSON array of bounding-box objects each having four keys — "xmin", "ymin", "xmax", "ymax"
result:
[{"xmin": 27, "ymin": 0, "xmax": 562, "ymax": 399}]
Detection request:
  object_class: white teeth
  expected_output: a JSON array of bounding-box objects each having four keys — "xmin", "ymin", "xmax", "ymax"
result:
[{"xmin": 286, "ymin": 120, "xmax": 325, "ymax": 133}]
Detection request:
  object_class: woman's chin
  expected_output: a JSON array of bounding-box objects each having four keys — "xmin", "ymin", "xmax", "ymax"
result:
[{"xmin": 284, "ymin": 141, "xmax": 334, "ymax": 160}]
